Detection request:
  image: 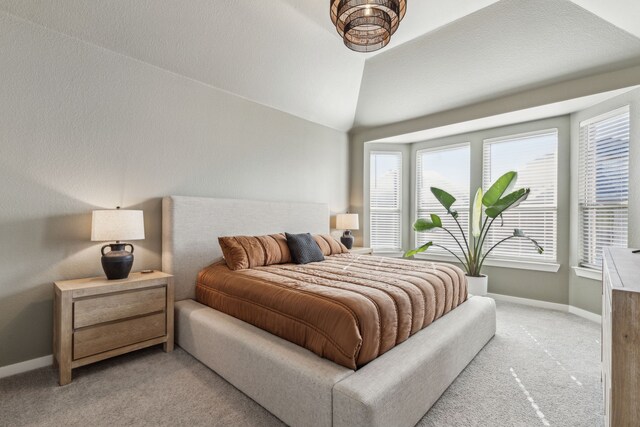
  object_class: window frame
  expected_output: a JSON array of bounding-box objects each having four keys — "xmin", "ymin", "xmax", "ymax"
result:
[
  {"xmin": 577, "ymin": 106, "xmax": 630, "ymax": 273},
  {"xmin": 414, "ymin": 142, "xmax": 471, "ymax": 257},
  {"xmin": 369, "ymin": 150, "xmax": 403, "ymax": 253},
  {"xmin": 481, "ymin": 128, "xmax": 560, "ymax": 265}
]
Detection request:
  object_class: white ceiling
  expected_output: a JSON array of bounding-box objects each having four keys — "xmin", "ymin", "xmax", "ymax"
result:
[
  {"xmin": 571, "ymin": 0, "xmax": 640, "ymax": 39},
  {"xmin": 365, "ymin": 0, "xmax": 501, "ymax": 54},
  {"xmin": 355, "ymin": 0, "xmax": 640, "ymax": 128},
  {"xmin": 1, "ymin": 0, "xmax": 640, "ymax": 132}
]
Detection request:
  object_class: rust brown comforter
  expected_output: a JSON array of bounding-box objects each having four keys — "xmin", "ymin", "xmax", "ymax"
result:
[{"xmin": 196, "ymin": 254, "xmax": 467, "ymax": 369}]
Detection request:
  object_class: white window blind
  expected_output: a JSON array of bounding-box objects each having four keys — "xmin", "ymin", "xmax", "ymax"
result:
[
  {"xmin": 370, "ymin": 152, "xmax": 402, "ymax": 251},
  {"xmin": 416, "ymin": 144, "xmax": 470, "ymax": 256},
  {"xmin": 482, "ymin": 130, "xmax": 558, "ymax": 262},
  {"xmin": 578, "ymin": 107, "xmax": 630, "ymax": 270}
]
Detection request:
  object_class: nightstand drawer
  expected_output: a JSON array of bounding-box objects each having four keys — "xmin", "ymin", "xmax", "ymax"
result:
[
  {"xmin": 73, "ymin": 312, "xmax": 166, "ymax": 360},
  {"xmin": 73, "ymin": 287, "xmax": 166, "ymax": 329}
]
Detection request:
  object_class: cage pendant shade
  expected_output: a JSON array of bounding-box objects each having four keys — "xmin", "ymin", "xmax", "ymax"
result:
[{"xmin": 331, "ymin": 0, "xmax": 407, "ymax": 52}]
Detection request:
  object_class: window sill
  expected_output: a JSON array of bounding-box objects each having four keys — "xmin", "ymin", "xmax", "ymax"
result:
[
  {"xmin": 414, "ymin": 253, "xmax": 560, "ymax": 273},
  {"xmin": 482, "ymin": 258, "xmax": 560, "ymax": 273},
  {"xmin": 572, "ymin": 266, "xmax": 601, "ymax": 281}
]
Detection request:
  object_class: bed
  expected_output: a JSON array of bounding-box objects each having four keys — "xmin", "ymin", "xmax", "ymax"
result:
[
  {"xmin": 162, "ymin": 196, "xmax": 496, "ymax": 427},
  {"xmin": 196, "ymin": 253, "xmax": 469, "ymax": 369}
]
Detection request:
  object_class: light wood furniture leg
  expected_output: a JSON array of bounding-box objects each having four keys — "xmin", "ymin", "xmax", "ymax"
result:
[
  {"xmin": 163, "ymin": 277, "xmax": 175, "ymax": 352},
  {"xmin": 56, "ymin": 290, "xmax": 73, "ymax": 386},
  {"xmin": 52, "ymin": 287, "xmax": 59, "ymax": 370}
]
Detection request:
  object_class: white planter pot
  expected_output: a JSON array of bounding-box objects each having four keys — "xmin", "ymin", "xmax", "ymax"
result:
[{"xmin": 466, "ymin": 275, "xmax": 488, "ymax": 296}]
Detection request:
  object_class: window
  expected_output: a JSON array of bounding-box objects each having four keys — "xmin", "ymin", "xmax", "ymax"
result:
[
  {"xmin": 578, "ymin": 107, "xmax": 630, "ymax": 270},
  {"xmin": 370, "ymin": 152, "xmax": 402, "ymax": 251},
  {"xmin": 416, "ymin": 144, "xmax": 470, "ymax": 256},
  {"xmin": 482, "ymin": 130, "xmax": 558, "ymax": 262}
]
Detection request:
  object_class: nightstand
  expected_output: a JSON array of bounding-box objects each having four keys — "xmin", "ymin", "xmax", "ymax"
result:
[
  {"xmin": 349, "ymin": 247, "xmax": 373, "ymax": 255},
  {"xmin": 53, "ymin": 271, "xmax": 174, "ymax": 385}
]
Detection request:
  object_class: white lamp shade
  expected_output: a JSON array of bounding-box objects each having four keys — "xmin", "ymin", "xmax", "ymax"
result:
[
  {"xmin": 336, "ymin": 213, "xmax": 359, "ymax": 230},
  {"xmin": 91, "ymin": 209, "xmax": 145, "ymax": 242}
]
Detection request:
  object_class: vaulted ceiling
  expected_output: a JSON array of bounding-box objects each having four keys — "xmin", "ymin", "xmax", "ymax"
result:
[{"xmin": 2, "ymin": 0, "xmax": 640, "ymax": 132}]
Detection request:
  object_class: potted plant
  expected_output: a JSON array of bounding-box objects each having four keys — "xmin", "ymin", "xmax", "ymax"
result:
[{"xmin": 404, "ymin": 171, "xmax": 543, "ymax": 296}]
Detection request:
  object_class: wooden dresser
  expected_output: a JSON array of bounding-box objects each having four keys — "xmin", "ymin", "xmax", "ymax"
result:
[
  {"xmin": 53, "ymin": 271, "xmax": 174, "ymax": 385},
  {"xmin": 602, "ymin": 248, "xmax": 640, "ymax": 426}
]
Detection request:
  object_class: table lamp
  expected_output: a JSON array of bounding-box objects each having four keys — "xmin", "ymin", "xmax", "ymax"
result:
[
  {"xmin": 336, "ymin": 213, "xmax": 359, "ymax": 250},
  {"xmin": 91, "ymin": 207, "xmax": 145, "ymax": 280}
]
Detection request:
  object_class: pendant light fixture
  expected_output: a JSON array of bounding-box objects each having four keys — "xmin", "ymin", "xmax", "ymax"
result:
[{"xmin": 330, "ymin": 0, "xmax": 407, "ymax": 53}]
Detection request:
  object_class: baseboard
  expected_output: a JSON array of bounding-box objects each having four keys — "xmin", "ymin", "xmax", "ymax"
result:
[
  {"xmin": 0, "ymin": 354, "xmax": 53, "ymax": 379},
  {"xmin": 486, "ymin": 293, "xmax": 568, "ymax": 311},
  {"xmin": 568, "ymin": 305, "xmax": 602, "ymax": 323},
  {"xmin": 487, "ymin": 293, "xmax": 602, "ymax": 324}
]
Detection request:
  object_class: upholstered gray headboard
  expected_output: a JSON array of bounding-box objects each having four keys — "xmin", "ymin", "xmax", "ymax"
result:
[{"xmin": 162, "ymin": 196, "xmax": 330, "ymax": 301}]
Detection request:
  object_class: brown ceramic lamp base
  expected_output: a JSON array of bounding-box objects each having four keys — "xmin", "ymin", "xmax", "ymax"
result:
[
  {"xmin": 341, "ymin": 230, "xmax": 354, "ymax": 249},
  {"xmin": 101, "ymin": 242, "xmax": 134, "ymax": 280}
]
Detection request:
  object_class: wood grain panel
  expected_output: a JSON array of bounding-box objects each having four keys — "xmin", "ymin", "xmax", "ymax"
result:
[
  {"xmin": 73, "ymin": 312, "xmax": 165, "ymax": 360},
  {"xmin": 603, "ymin": 248, "xmax": 640, "ymax": 427},
  {"xmin": 54, "ymin": 288, "xmax": 73, "ymax": 385},
  {"xmin": 163, "ymin": 278, "xmax": 174, "ymax": 352},
  {"xmin": 611, "ymin": 291, "xmax": 640, "ymax": 426},
  {"xmin": 71, "ymin": 275, "xmax": 171, "ymax": 299},
  {"xmin": 71, "ymin": 336, "xmax": 167, "ymax": 368},
  {"xmin": 74, "ymin": 287, "xmax": 165, "ymax": 328}
]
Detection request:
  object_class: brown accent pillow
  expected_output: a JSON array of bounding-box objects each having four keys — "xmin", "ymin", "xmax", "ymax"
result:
[
  {"xmin": 313, "ymin": 234, "xmax": 349, "ymax": 256},
  {"xmin": 219, "ymin": 233, "xmax": 292, "ymax": 270}
]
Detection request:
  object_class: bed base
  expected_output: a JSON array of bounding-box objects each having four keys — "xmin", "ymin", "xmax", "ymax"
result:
[
  {"xmin": 176, "ymin": 296, "xmax": 496, "ymax": 427},
  {"xmin": 163, "ymin": 196, "xmax": 497, "ymax": 426}
]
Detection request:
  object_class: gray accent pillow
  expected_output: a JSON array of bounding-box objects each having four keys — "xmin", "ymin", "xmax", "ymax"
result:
[{"xmin": 285, "ymin": 232, "xmax": 325, "ymax": 264}]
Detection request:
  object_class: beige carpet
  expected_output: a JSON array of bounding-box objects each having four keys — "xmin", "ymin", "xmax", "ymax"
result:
[{"xmin": 0, "ymin": 301, "xmax": 602, "ymax": 426}]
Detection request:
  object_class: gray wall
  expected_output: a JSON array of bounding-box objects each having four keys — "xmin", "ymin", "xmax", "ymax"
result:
[
  {"xmin": 569, "ymin": 88, "xmax": 640, "ymax": 314},
  {"xmin": 0, "ymin": 12, "xmax": 349, "ymax": 368},
  {"xmin": 362, "ymin": 117, "xmax": 571, "ymax": 306}
]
